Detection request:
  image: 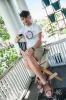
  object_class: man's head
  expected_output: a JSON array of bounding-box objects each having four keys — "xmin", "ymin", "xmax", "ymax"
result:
[{"xmin": 20, "ymin": 10, "xmax": 32, "ymax": 26}]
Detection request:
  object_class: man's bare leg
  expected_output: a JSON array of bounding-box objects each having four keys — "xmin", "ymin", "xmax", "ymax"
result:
[
  {"xmin": 25, "ymin": 54, "xmax": 53, "ymax": 97},
  {"xmin": 21, "ymin": 50, "xmax": 47, "ymax": 85}
]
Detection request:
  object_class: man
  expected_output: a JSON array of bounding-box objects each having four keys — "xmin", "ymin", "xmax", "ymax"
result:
[{"xmin": 15, "ymin": 10, "xmax": 53, "ymax": 98}]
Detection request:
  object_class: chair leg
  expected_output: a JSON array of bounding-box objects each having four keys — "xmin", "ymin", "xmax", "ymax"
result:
[
  {"xmin": 49, "ymin": 72, "xmax": 58, "ymax": 80},
  {"xmin": 41, "ymin": 68, "xmax": 62, "ymax": 81}
]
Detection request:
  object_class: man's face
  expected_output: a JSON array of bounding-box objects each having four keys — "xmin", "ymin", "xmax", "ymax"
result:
[{"xmin": 21, "ymin": 16, "xmax": 32, "ymax": 26}]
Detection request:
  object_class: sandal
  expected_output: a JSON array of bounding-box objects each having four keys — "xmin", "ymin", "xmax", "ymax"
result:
[
  {"xmin": 43, "ymin": 82, "xmax": 53, "ymax": 98},
  {"xmin": 36, "ymin": 74, "xmax": 53, "ymax": 98}
]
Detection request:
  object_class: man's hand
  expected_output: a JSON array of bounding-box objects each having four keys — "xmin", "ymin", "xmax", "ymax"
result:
[
  {"xmin": 25, "ymin": 48, "xmax": 34, "ymax": 57},
  {"xmin": 15, "ymin": 35, "xmax": 21, "ymax": 43},
  {"xmin": 20, "ymin": 48, "xmax": 33, "ymax": 57}
]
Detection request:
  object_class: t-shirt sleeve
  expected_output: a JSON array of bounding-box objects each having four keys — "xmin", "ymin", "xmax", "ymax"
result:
[
  {"xmin": 18, "ymin": 28, "xmax": 24, "ymax": 35},
  {"xmin": 35, "ymin": 24, "xmax": 42, "ymax": 35}
]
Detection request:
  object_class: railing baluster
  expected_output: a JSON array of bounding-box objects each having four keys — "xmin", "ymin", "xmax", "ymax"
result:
[
  {"xmin": 13, "ymin": 63, "xmax": 25, "ymax": 89},
  {"xmin": 4, "ymin": 76, "xmax": 17, "ymax": 100},
  {"xmin": 0, "ymin": 81, "xmax": 8, "ymax": 100},
  {"xmin": 14, "ymin": 62, "xmax": 26, "ymax": 88},
  {"xmin": 7, "ymin": 72, "xmax": 20, "ymax": 97},
  {"xmin": 1, "ymin": 79, "xmax": 12, "ymax": 100},
  {"xmin": 6, "ymin": 75, "xmax": 18, "ymax": 99},
  {"xmin": 0, "ymin": 87, "xmax": 6, "ymax": 100}
]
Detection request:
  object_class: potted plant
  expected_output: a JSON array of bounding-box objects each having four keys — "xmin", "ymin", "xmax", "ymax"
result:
[
  {"xmin": 52, "ymin": 1, "xmax": 60, "ymax": 10},
  {"xmin": 61, "ymin": 8, "xmax": 66, "ymax": 17},
  {"xmin": 42, "ymin": 0, "xmax": 50, "ymax": 6},
  {"xmin": 48, "ymin": 13, "xmax": 55, "ymax": 22}
]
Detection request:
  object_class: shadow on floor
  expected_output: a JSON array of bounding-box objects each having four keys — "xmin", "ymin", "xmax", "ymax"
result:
[{"xmin": 23, "ymin": 66, "xmax": 66, "ymax": 100}]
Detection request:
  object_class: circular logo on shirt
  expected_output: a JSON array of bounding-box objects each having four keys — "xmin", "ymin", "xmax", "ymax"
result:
[{"xmin": 26, "ymin": 31, "xmax": 33, "ymax": 39}]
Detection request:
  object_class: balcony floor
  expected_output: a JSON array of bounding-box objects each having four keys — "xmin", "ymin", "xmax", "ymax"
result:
[{"xmin": 23, "ymin": 65, "xmax": 66, "ymax": 100}]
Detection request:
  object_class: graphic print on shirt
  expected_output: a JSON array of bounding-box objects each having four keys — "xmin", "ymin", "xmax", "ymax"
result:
[{"xmin": 25, "ymin": 30, "xmax": 33, "ymax": 39}]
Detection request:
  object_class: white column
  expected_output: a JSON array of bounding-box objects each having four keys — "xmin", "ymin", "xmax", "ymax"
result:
[
  {"xmin": 8, "ymin": 0, "xmax": 22, "ymax": 26},
  {"xmin": 0, "ymin": 0, "xmax": 22, "ymax": 56},
  {"xmin": 16, "ymin": 0, "xmax": 28, "ymax": 12},
  {"xmin": 0, "ymin": 0, "xmax": 22, "ymax": 41}
]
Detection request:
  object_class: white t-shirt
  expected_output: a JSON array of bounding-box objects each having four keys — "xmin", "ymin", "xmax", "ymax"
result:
[{"xmin": 18, "ymin": 23, "xmax": 42, "ymax": 49}]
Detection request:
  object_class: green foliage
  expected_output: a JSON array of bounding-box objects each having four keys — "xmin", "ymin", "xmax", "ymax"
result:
[
  {"xmin": 60, "ymin": 28, "xmax": 66, "ymax": 34},
  {"xmin": 0, "ymin": 47, "xmax": 18, "ymax": 75},
  {"xmin": 35, "ymin": 18, "xmax": 55, "ymax": 36},
  {"xmin": 0, "ymin": 17, "xmax": 4, "ymax": 25},
  {"xmin": 0, "ymin": 67, "xmax": 3, "ymax": 75},
  {"xmin": 0, "ymin": 16, "xmax": 18, "ymax": 75},
  {"xmin": 0, "ymin": 16, "xmax": 10, "ymax": 40}
]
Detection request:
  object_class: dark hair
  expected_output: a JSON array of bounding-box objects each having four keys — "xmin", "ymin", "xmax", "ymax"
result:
[{"xmin": 20, "ymin": 10, "xmax": 30, "ymax": 18}]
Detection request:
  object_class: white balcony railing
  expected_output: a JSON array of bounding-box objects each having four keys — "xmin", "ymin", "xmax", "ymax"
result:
[
  {"xmin": 0, "ymin": 58, "xmax": 31, "ymax": 100},
  {"xmin": 48, "ymin": 38, "xmax": 66, "ymax": 67}
]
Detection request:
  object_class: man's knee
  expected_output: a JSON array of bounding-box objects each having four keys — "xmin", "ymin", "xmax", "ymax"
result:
[{"xmin": 25, "ymin": 52, "xmax": 32, "ymax": 59}]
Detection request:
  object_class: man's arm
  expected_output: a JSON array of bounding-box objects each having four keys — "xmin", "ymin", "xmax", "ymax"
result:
[
  {"xmin": 15, "ymin": 35, "xmax": 20, "ymax": 43},
  {"xmin": 33, "ymin": 32, "xmax": 42, "ymax": 49}
]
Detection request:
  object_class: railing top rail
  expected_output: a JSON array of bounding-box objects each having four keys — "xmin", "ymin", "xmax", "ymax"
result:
[{"xmin": 47, "ymin": 38, "xmax": 66, "ymax": 46}]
